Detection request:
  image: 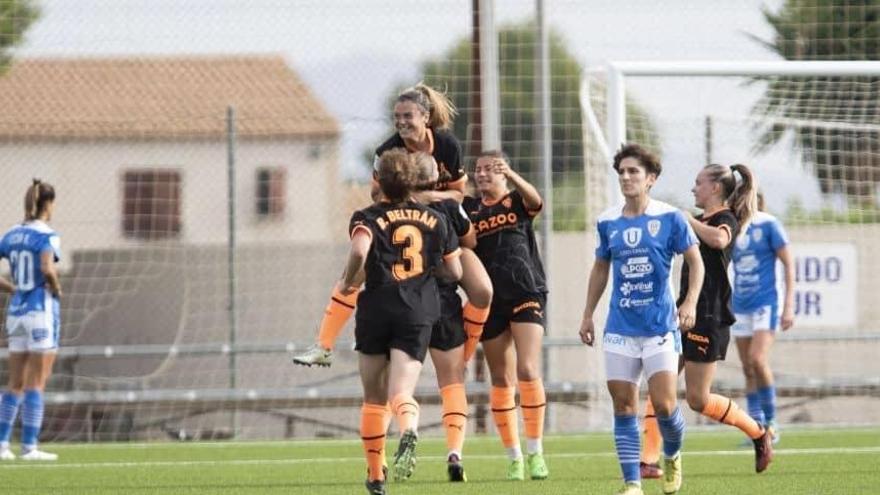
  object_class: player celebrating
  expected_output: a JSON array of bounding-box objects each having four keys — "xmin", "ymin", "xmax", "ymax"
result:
[
  {"xmin": 731, "ymin": 191, "xmax": 795, "ymax": 443},
  {"xmin": 0, "ymin": 180, "xmax": 62, "ymax": 461},
  {"xmin": 463, "ymin": 151, "xmax": 549, "ymax": 481},
  {"xmin": 351, "ymin": 149, "xmax": 462, "ymax": 495},
  {"xmin": 294, "ymin": 82, "xmax": 470, "ymax": 367},
  {"xmin": 578, "ymin": 144, "xmax": 702, "ymax": 495}
]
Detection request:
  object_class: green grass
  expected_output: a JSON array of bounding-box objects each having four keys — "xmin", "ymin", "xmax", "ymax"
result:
[{"xmin": 2, "ymin": 428, "xmax": 880, "ymax": 494}]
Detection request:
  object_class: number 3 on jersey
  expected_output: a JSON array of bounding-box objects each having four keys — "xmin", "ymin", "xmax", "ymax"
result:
[{"xmin": 392, "ymin": 225, "xmax": 424, "ymax": 281}]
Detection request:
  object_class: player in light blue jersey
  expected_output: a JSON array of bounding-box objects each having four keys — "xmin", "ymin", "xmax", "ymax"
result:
[
  {"xmin": 579, "ymin": 144, "xmax": 704, "ymax": 495},
  {"xmin": 731, "ymin": 192, "xmax": 795, "ymax": 444},
  {"xmin": 0, "ymin": 180, "xmax": 62, "ymax": 462}
]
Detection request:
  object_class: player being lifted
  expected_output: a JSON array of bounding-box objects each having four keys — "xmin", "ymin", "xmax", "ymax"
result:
[
  {"xmin": 579, "ymin": 144, "xmax": 702, "ymax": 495},
  {"xmin": 640, "ymin": 163, "xmax": 774, "ymax": 481},
  {"xmin": 0, "ymin": 180, "xmax": 63, "ymax": 462},
  {"xmin": 462, "ymin": 151, "xmax": 549, "ymax": 481},
  {"xmin": 351, "ymin": 149, "xmax": 462, "ymax": 495},
  {"xmin": 731, "ymin": 191, "xmax": 794, "ymax": 443}
]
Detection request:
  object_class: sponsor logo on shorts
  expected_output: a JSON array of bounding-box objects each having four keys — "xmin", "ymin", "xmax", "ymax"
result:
[
  {"xmin": 32, "ymin": 328, "xmax": 48, "ymax": 342},
  {"xmin": 513, "ymin": 300, "xmax": 542, "ymax": 314},
  {"xmin": 603, "ymin": 333, "xmax": 628, "ymax": 346},
  {"xmin": 686, "ymin": 332, "xmax": 710, "ymax": 344}
]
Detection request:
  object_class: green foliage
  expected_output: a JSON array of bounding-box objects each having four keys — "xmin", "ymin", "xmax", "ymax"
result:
[
  {"xmin": 389, "ymin": 21, "xmax": 660, "ymax": 230},
  {"xmin": 750, "ymin": 0, "xmax": 880, "ymax": 203},
  {"xmin": 785, "ymin": 196, "xmax": 880, "ymax": 224},
  {"xmin": 0, "ymin": 0, "xmax": 39, "ymax": 72}
]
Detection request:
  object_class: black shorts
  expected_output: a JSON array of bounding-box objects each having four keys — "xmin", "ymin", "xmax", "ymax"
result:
[
  {"xmin": 355, "ymin": 315, "xmax": 433, "ymax": 363},
  {"xmin": 481, "ymin": 294, "xmax": 546, "ymax": 342},
  {"xmin": 429, "ymin": 311, "xmax": 466, "ymax": 351},
  {"xmin": 682, "ymin": 325, "xmax": 730, "ymax": 362}
]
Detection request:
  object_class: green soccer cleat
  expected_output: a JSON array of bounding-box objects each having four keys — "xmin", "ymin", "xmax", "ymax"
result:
[
  {"xmin": 616, "ymin": 482, "xmax": 644, "ymax": 495},
  {"xmin": 526, "ymin": 452, "xmax": 549, "ymax": 480},
  {"xmin": 392, "ymin": 429, "xmax": 418, "ymax": 481},
  {"xmin": 292, "ymin": 344, "xmax": 333, "ymax": 367},
  {"xmin": 507, "ymin": 457, "xmax": 525, "ymax": 481},
  {"xmin": 662, "ymin": 453, "xmax": 682, "ymax": 494}
]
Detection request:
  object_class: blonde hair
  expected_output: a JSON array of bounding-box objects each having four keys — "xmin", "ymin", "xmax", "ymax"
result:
[
  {"xmin": 397, "ymin": 83, "xmax": 457, "ymax": 130},
  {"xmin": 377, "ymin": 148, "xmax": 419, "ymax": 203},
  {"xmin": 412, "ymin": 152, "xmax": 437, "ymax": 191},
  {"xmin": 703, "ymin": 163, "xmax": 757, "ymax": 232}
]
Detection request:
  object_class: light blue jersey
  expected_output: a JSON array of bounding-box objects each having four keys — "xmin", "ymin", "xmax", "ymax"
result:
[
  {"xmin": 595, "ymin": 200, "xmax": 698, "ymax": 337},
  {"xmin": 731, "ymin": 211, "xmax": 788, "ymax": 313},
  {"xmin": 0, "ymin": 221, "xmax": 61, "ymax": 317}
]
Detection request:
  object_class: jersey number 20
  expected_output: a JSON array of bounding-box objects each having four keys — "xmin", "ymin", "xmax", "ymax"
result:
[
  {"xmin": 9, "ymin": 250, "xmax": 35, "ymax": 291},
  {"xmin": 392, "ymin": 225, "xmax": 424, "ymax": 281}
]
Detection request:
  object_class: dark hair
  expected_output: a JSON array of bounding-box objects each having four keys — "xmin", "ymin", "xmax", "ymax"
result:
[
  {"xmin": 612, "ymin": 144, "xmax": 661, "ymax": 178},
  {"xmin": 396, "ymin": 83, "xmax": 457, "ymax": 130},
  {"xmin": 703, "ymin": 163, "xmax": 757, "ymax": 228},
  {"xmin": 377, "ymin": 148, "xmax": 419, "ymax": 203},
  {"xmin": 756, "ymin": 190, "xmax": 765, "ymax": 211},
  {"xmin": 24, "ymin": 179, "xmax": 55, "ymax": 221},
  {"xmin": 478, "ymin": 149, "xmax": 511, "ymax": 164}
]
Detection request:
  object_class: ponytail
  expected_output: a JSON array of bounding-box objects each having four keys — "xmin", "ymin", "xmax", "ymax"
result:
[
  {"xmin": 23, "ymin": 179, "xmax": 55, "ymax": 222},
  {"xmin": 397, "ymin": 83, "xmax": 458, "ymax": 130},
  {"xmin": 729, "ymin": 163, "xmax": 757, "ymax": 232}
]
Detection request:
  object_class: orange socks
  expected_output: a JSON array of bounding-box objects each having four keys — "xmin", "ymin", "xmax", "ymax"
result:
[
  {"xmin": 702, "ymin": 393, "xmax": 764, "ymax": 439},
  {"xmin": 317, "ymin": 286, "xmax": 359, "ymax": 350},
  {"xmin": 519, "ymin": 379, "xmax": 546, "ymax": 445},
  {"xmin": 642, "ymin": 398, "xmax": 662, "ymax": 464},
  {"xmin": 390, "ymin": 393, "xmax": 420, "ymax": 434},
  {"xmin": 462, "ymin": 302, "xmax": 490, "ymax": 361},
  {"xmin": 440, "ymin": 384, "xmax": 468, "ymax": 456},
  {"xmin": 490, "ymin": 386, "xmax": 520, "ymax": 450},
  {"xmin": 361, "ymin": 403, "xmax": 387, "ymax": 481}
]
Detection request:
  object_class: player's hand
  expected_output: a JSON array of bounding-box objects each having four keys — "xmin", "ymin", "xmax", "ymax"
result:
[
  {"xmin": 781, "ymin": 306, "xmax": 794, "ymax": 331},
  {"xmin": 678, "ymin": 302, "xmax": 696, "ymax": 331},
  {"xmin": 579, "ymin": 318, "xmax": 595, "ymax": 346},
  {"xmin": 336, "ymin": 281, "xmax": 358, "ymax": 297},
  {"xmin": 492, "ymin": 159, "xmax": 511, "ymax": 178}
]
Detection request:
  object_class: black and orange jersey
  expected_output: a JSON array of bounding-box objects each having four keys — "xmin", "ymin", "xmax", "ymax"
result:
[
  {"xmin": 678, "ymin": 209, "xmax": 738, "ymax": 329},
  {"xmin": 429, "ymin": 199, "xmax": 474, "ymax": 315},
  {"xmin": 463, "ymin": 190, "xmax": 547, "ymax": 300},
  {"xmin": 350, "ymin": 200, "xmax": 461, "ymax": 322},
  {"xmin": 374, "ymin": 128, "xmax": 465, "ymax": 191}
]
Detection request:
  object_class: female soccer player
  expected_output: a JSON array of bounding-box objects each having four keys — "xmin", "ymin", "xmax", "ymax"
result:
[
  {"xmin": 294, "ymin": 83, "xmax": 472, "ymax": 367},
  {"xmin": 0, "ymin": 180, "xmax": 62, "ymax": 461},
  {"xmin": 351, "ymin": 149, "xmax": 462, "ymax": 495},
  {"xmin": 462, "ymin": 151, "xmax": 549, "ymax": 481},
  {"xmin": 579, "ymin": 144, "xmax": 703, "ymax": 495},
  {"xmin": 731, "ymin": 191, "xmax": 794, "ymax": 442}
]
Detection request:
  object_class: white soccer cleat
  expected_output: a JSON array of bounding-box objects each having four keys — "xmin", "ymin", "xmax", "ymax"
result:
[
  {"xmin": 292, "ymin": 344, "xmax": 333, "ymax": 367},
  {"xmin": 20, "ymin": 449, "xmax": 58, "ymax": 461},
  {"xmin": 0, "ymin": 448, "xmax": 15, "ymax": 461}
]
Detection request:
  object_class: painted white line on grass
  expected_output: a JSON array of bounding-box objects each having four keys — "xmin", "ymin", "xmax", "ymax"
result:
[{"xmin": 1, "ymin": 446, "xmax": 879, "ymax": 470}]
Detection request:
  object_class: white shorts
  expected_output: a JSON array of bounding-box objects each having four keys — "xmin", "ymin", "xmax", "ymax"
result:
[
  {"xmin": 731, "ymin": 304, "xmax": 778, "ymax": 337},
  {"xmin": 5, "ymin": 308, "xmax": 60, "ymax": 353},
  {"xmin": 603, "ymin": 331, "xmax": 681, "ymax": 384}
]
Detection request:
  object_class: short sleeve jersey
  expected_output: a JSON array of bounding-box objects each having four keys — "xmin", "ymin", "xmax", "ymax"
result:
[
  {"xmin": 0, "ymin": 221, "xmax": 61, "ymax": 316},
  {"xmin": 595, "ymin": 200, "xmax": 698, "ymax": 337},
  {"xmin": 678, "ymin": 209, "xmax": 738, "ymax": 329},
  {"xmin": 429, "ymin": 199, "xmax": 473, "ymax": 311},
  {"xmin": 374, "ymin": 128, "xmax": 465, "ymax": 190},
  {"xmin": 463, "ymin": 190, "xmax": 546, "ymax": 300},
  {"xmin": 349, "ymin": 201, "xmax": 460, "ymax": 322},
  {"xmin": 731, "ymin": 211, "xmax": 789, "ymax": 313}
]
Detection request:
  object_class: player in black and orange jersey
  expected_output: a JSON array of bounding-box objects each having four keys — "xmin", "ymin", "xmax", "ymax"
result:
[
  {"xmin": 294, "ymin": 83, "xmax": 472, "ymax": 368},
  {"xmin": 639, "ymin": 163, "xmax": 774, "ymax": 481},
  {"xmin": 462, "ymin": 150, "xmax": 549, "ymax": 482},
  {"xmin": 350, "ymin": 149, "xmax": 462, "ymax": 495},
  {"xmin": 408, "ymin": 152, "xmax": 492, "ymax": 482}
]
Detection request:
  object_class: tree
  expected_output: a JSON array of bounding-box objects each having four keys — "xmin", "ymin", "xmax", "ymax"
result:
[
  {"xmin": 750, "ymin": 0, "xmax": 880, "ymax": 206},
  {"xmin": 379, "ymin": 21, "xmax": 659, "ymax": 230},
  {"xmin": 0, "ymin": 0, "xmax": 39, "ymax": 72}
]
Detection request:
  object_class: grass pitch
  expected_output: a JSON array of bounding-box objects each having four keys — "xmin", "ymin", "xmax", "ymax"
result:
[{"xmin": 2, "ymin": 427, "xmax": 878, "ymax": 494}]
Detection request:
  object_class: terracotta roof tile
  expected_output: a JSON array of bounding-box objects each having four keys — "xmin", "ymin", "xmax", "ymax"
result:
[{"xmin": 0, "ymin": 55, "xmax": 339, "ymax": 140}]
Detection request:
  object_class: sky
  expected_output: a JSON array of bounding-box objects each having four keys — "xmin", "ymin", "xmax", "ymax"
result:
[{"xmin": 13, "ymin": 0, "xmax": 823, "ymax": 214}]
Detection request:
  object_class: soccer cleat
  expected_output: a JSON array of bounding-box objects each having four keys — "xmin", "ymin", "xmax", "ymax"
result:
[
  {"xmin": 640, "ymin": 461, "xmax": 664, "ymax": 479},
  {"xmin": 616, "ymin": 482, "xmax": 645, "ymax": 495},
  {"xmin": 0, "ymin": 448, "xmax": 15, "ymax": 461},
  {"xmin": 447, "ymin": 453, "xmax": 467, "ymax": 482},
  {"xmin": 526, "ymin": 452, "xmax": 549, "ymax": 480},
  {"xmin": 753, "ymin": 429, "xmax": 774, "ymax": 473},
  {"xmin": 507, "ymin": 457, "xmax": 525, "ymax": 481},
  {"xmin": 364, "ymin": 478, "xmax": 386, "ymax": 495},
  {"xmin": 292, "ymin": 344, "xmax": 333, "ymax": 367},
  {"xmin": 392, "ymin": 429, "xmax": 418, "ymax": 481},
  {"xmin": 662, "ymin": 454, "xmax": 682, "ymax": 494},
  {"xmin": 20, "ymin": 449, "xmax": 57, "ymax": 461},
  {"xmin": 766, "ymin": 420, "xmax": 780, "ymax": 445}
]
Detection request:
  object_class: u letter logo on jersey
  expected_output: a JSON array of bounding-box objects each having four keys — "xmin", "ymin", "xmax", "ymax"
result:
[{"xmin": 623, "ymin": 227, "xmax": 642, "ymax": 248}]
